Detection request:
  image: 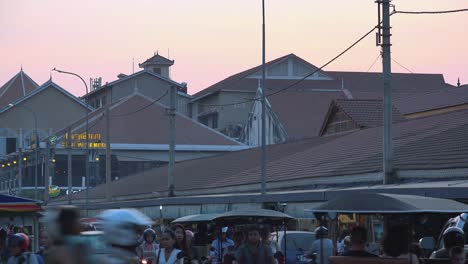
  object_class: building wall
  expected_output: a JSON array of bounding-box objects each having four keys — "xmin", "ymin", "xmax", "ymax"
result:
[
  {"xmin": 194, "ymin": 91, "xmax": 255, "ymax": 138},
  {"xmin": 0, "ymin": 87, "xmax": 88, "ymax": 133},
  {"xmin": 108, "ymin": 73, "xmax": 190, "ymax": 116}
]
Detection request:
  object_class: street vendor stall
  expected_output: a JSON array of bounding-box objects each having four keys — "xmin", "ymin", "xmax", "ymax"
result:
[{"xmin": 0, "ymin": 194, "xmax": 42, "ymax": 251}]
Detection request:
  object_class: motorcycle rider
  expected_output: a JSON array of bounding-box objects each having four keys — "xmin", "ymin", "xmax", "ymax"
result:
[
  {"xmin": 6, "ymin": 233, "xmax": 39, "ymax": 264},
  {"xmin": 99, "ymin": 208, "xmax": 153, "ymax": 264},
  {"xmin": 137, "ymin": 228, "xmax": 159, "ymax": 263},
  {"xmin": 430, "ymin": 227, "xmax": 465, "ymax": 259}
]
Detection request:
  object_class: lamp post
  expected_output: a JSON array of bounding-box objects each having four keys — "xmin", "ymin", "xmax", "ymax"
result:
[
  {"xmin": 8, "ymin": 103, "xmax": 38, "ymax": 199},
  {"xmin": 52, "ymin": 68, "xmax": 89, "ymax": 215}
]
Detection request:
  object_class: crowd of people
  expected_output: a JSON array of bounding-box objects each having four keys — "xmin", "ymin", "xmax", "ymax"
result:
[
  {"xmin": 1, "ymin": 206, "xmax": 467, "ymax": 264},
  {"xmin": 310, "ymin": 224, "xmax": 467, "ymax": 264}
]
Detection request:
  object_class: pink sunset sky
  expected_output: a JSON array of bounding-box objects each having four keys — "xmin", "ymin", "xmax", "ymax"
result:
[{"xmin": 1, "ymin": 0, "xmax": 467, "ymax": 96}]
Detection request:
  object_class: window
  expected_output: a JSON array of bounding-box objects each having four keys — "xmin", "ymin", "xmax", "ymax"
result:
[
  {"xmin": 6, "ymin": 138, "xmax": 16, "ymax": 154},
  {"xmin": 153, "ymin": 67, "xmax": 161, "ymax": 75}
]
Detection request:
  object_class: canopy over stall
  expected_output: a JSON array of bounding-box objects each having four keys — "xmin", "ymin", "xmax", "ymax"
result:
[
  {"xmin": 0, "ymin": 194, "xmax": 42, "ymax": 251},
  {"xmin": 306, "ymin": 193, "xmax": 468, "ymax": 214},
  {"xmin": 172, "ymin": 213, "xmax": 221, "ymax": 224}
]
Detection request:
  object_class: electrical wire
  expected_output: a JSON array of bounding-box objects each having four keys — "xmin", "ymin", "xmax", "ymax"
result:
[
  {"xmin": 392, "ymin": 58, "xmax": 414, "ymax": 74},
  {"xmin": 393, "ymin": 8, "xmax": 468, "ymax": 15},
  {"xmin": 196, "ymin": 24, "xmax": 379, "ymax": 107},
  {"xmin": 366, "ymin": 54, "xmax": 382, "ymax": 72},
  {"xmin": 110, "ymin": 90, "xmax": 169, "ymax": 117}
]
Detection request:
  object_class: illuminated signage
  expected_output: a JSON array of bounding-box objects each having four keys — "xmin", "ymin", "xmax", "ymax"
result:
[{"xmin": 61, "ymin": 133, "xmax": 106, "ymax": 149}]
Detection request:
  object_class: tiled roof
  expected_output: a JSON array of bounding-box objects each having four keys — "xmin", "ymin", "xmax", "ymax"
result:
[
  {"xmin": 65, "ymin": 108, "xmax": 468, "ymax": 200},
  {"xmin": 60, "ymin": 93, "xmax": 243, "ymax": 146},
  {"xmin": 330, "ymin": 99, "xmax": 405, "ymax": 128},
  {"xmin": 139, "ymin": 53, "xmax": 174, "ymax": 67},
  {"xmin": 0, "ymin": 70, "xmax": 39, "ymax": 109},
  {"xmin": 268, "ymin": 91, "xmax": 346, "ymax": 140},
  {"xmin": 192, "ymin": 54, "xmax": 448, "ymax": 99},
  {"xmin": 394, "ymin": 86, "xmax": 468, "ymax": 114}
]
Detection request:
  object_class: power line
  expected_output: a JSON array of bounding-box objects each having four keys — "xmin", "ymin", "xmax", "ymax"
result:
[
  {"xmin": 392, "ymin": 58, "xmax": 414, "ymax": 74},
  {"xmin": 265, "ymin": 25, "xmax": 378, "ymax": 98},
  {"xmin": 197, "ymin": 24, "xmax": 379, "ymax": 107},
  {"xmin": 110, "ymin": 91, "xmax": 168, "ymax": 117},
  {"xmin": 393, "ymin": 8, "xmax": 468, "ymax": 15},
  {"xmin": 366, "ymin": 54, "xmax": 381, "ymax": 72}
]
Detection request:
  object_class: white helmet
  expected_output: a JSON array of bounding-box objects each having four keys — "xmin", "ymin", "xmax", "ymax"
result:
[{"xmin": 98, "ymin": 209, "xmax": 153, "ymax": 247}]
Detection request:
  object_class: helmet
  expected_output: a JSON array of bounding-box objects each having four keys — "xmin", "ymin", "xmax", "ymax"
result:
[
  {"xmin": 8, "ymin": 234, "xmax": 28, "ymax": 251},
  {"xmin": 185, "ymin": 230, "xmax": 194, "ymax": 241},
  {"xmin": 98, "ymin": 209, "xmax": 153, "ymax": 247},
  {"xmin": 314, "ymin": 226, "xmax": 328, "ymax": 239},
  {"xmin": 443, "ymin": 227, "xmax": 464, "ymax": 249},
  {"xmin": 143, "ymin": 228, "xmax": 156, "ymax": 242}
]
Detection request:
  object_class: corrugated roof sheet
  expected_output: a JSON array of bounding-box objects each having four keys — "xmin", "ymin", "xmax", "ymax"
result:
[{"xmin": 65, "ymin": 108, "xmax": 468, "ymax": 200}]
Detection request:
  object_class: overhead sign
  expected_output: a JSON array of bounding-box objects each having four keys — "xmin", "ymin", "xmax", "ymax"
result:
[{"xmin": 61, "ymin": 133, "xmax": 106, "ymax": 149}]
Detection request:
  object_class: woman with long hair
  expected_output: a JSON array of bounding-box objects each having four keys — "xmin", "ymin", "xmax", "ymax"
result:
[{"xmin": 172, "ymin": 224, "xmax": 199, "ymax": 264}]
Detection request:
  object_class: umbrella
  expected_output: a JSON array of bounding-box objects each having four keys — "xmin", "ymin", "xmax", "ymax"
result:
[
  {"xmin": 306, "ymin": 192, "xmax": 468, "ymax": 214},
  {"xmin": 171, "ymin": 213, "xmax": 220, "ymax": 224},
  {"xmin": 213, "ymin": 209, "xmax": 294, "ymax": 224}
]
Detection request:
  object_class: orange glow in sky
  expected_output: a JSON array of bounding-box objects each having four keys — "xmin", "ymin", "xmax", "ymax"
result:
[{"xmin": 1, "ymin": 0, "xmax": 467, "ymax": 96}]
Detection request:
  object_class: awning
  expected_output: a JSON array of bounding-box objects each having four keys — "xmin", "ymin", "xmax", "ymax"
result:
[
  {"xmin": 305, "ymin": 192, "xmax": 468, "ymax": 214},
  {"xmin": 214, "ymin": 209, "xmax": 294, "ymax": 225},
  {"xmin": 0, "ymin": 194, "xmax": 41, "ymax": 213},
  {"xmin": 172, "ymin": 213, "xmax": 220, "ymax": 224}
]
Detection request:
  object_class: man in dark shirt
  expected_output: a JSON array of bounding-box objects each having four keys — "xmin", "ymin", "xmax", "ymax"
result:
[
  {"xmin": 342, "ymin": 226, "xmax": 378, "ymax": 258},
  {"xmin": 235, "ymin": 225, "xmax": 274, "ymax": 264}
]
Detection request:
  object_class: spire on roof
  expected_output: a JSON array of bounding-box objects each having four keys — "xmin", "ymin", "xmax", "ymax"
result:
[
  {"xmin": 457, "ymin": 78, "xmax": 461, "ymax": 87},
  {"xmin": 20, "ymin": 65, "xmax": 23, "ymax": 72}
]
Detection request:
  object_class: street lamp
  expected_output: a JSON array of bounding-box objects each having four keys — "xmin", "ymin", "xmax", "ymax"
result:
[
  {"xmin": 8, "ymin": 103, "xmax": 39, "ymax": 199},
  {"xmin": 52, "ymin": 68, "xmax": 90, "ymax": 214}
]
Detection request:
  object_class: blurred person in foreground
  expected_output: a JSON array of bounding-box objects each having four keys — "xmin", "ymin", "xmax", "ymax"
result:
[
  {"xmin": 41, "ymin": 206, "xmax": 92, "ymax": 264},
  {"xmin": 307, "ymin": 226, "xmax": 333, "ymax": 264},
  {"xmin": 99, "ymin": 208, "xmax": 153, "ymax": 264}
]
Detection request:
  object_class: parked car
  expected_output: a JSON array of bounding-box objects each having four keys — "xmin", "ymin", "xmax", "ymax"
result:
[{"xmin": 271, "ymin": 231, "xmax": 316, "ymax": 264}]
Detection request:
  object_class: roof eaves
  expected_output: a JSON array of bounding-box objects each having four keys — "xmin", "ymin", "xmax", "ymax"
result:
[{"xmin": 105, "ymin": 70, "xmax": 184, "ymax": 88}]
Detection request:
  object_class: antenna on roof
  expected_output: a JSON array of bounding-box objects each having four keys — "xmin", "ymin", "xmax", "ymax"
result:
[{"xmin": 457, "ymin": 77, "xmax": 461, "ymax": 87}]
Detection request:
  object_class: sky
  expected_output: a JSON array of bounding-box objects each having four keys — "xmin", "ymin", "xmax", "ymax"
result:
[{"xmin": 1, "ymin": 0, "xmax": 467, "ymax": 96}]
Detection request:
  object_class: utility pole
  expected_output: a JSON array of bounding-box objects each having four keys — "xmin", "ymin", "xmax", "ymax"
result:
[
  {"xmin": 67, "ymin": 128, "xmax": 72, "ymax": 205},
  {"xmin": 260, "ymin": 0, "xmax": 267, "ymax": 195},
  {"xmin": 168, "ymin": 86, "xmax": 176, "ymax": 197},
  {"xmin": 105, "ymin": 103, "xmax": 112, "ymax": 202},
  {"xmin": 378, "ymin": 0, "xmax": 393, "ymax": 184},
  {"xmin": 44, "ymin": 141, "xmax": 50, "ymax": 204},
  {"xmin": 18, "ymin": 129, "xmax": 23, "ymax": 195}
]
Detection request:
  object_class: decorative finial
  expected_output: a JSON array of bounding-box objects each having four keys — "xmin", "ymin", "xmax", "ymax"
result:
[
  {"xmin": 20, "ymin": 65, "xmax": 23, "ymax": 72},
  {"xmin": 457, "ymin": 77, "xmax": 461, "ymax": 87},
  {"xmin": 50, "ymin": 70, "xmax": 53, "ymax": 81},
  {"xmin": 156, "ymin": 50, "xmax": 159, "ymax": 55}
]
